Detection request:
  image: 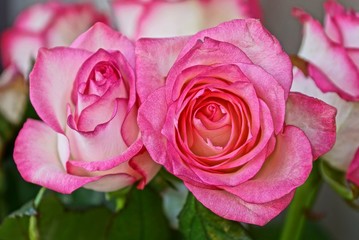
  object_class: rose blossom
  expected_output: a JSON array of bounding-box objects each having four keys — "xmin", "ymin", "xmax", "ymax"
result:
[
  {"xmin": 1, "ymin": 1, "xmax": 108, "ymax": 76},
  {"xmin": 112, "ymin": 0, "xmax": 261, "ymax": 39},
  {"xmin": 136, "ymin": 19, "xmax": 336, "ymax": 225},
  {"xmin": 13, "ymin": 23, "xmax": 160, "ymax": 193},
  {"xmin": 292, "ymin": 0, "xmax": 359, "ymax": 185}
]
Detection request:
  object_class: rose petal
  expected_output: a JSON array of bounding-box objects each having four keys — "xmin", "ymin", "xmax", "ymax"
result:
[
  {"xmin": 285, "ymin": 92, "xmax": 336, "ymax": 160},
  {"xmin": 325, "ymin": 0, "xmax": 359, "ymax": 48},
  {"xmin": 185, "ymin": 183, "xmax": 295, "ymax": 226},
  {"xmin": 30, "ymin": 47, "xmax": 91, "ymax": 133},
  {"xmin": 291, "ymin": 68, "xmax": 359, "ymax": 170},
  {"xmin": 13, "ymin": 119, "xmax": 100, "ymax": 194},
  {"xmin": 70, "ymin": 22, "xmax": 135, "ymax": 67},
  {"xmin": 294, "ymin": 8, "xmax": 359, "ymax": 98},
  {"xmin": 66, "ymin": 138, "xmax": 143, "ymax": 172},
  {"xmin": 83, "ymin": 174, "xmax": 137, "ymax": 192},
  {"xmin": 237, "ymin": 63, "xmax": 286, "ymax": 134},
  {"xmin": 177, "ymin": 19, "xmax": 292, "ymax": 98},
  {"xmin": 66, "ymin": 99, "xmax": 129, "ymax": 162},
  {"xmin": 325, "ymin": 102, "xmax": 359, "ymax": 171},
  {"xmin": 224, "ymin": 125, "xmax": 312, "ymax": 203},
  {"xmin": 129, "ymin": 151, "xmax": 161, "ymax": 189},
  {"xmin": 166, "ymin": 37, "xmax": 252, "ymax": 102},
  {"xmin": 136, "ymin": 36, "xmax": 189, "ymax": 101},
  {"xmin": 347, "ymin": 148, "xmax": 359, "ymax": 186},
  {"xmin": 138, "ymin": 87, "xmax": 168, "ymax": 164}
]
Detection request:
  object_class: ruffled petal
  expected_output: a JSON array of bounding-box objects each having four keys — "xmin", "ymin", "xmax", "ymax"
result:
[
  {"xmin": 286, "ymin": 92, "xmax": 336, "ymax": 159},
  {"xmin": 71, "ymin": 22, "xmax": 135, "ymax": 67},
  {"xmin": 224, "ymin": 125, "xmax": 312, "ymax": 203},
  {"xmin": 136, "ymin": 36, "xmax": 189, "ymax": 101},
  {"xmin": 30, "ymin": 47, "xmax": 91, "ymax": 133},
  {"xmin": 177, "ymin": 19, "xmax": 292, "ymax": 98},
  {"xmin": 13, "ymin": 119, "xmax": 100, "ymax": 194},
  {"xmin": 294, "ymin": 8, "xmax": 359, "ymax": 98},
  {"xmin": 186, "ymin": 183, "xmax": 295, "ymax": 226}
]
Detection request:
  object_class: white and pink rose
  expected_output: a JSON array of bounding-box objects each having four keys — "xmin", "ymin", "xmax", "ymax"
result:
[
  {"xmin": 292, "ymin": 0, "xmax": 359, "ymax": 186},
  {"xmin": 13, "ymin": 23, "xmax": 160, "ymax": 193}
]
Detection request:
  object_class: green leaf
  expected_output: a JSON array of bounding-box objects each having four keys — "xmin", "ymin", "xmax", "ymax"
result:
[
  {"xmin": 179, "ymin": 193, "xmax": 252, "ymax": 240},
  {"xmin": 38, "ymin": 195, "xmax": 112, "ymax": 240},
  {"xmin": 320, "ymin": 160, "xmax": 358, "ymax": 200},
  {"xmin": 0, "ymin": 194, "xmax": 112, "ymax": 240},
  {"xmin": 108, "ymin": 187, "xmax": 172, "ymax": 240},
  {"xmin": 0, "ymin": 215, "xmax": 30, "ymax": 240}
]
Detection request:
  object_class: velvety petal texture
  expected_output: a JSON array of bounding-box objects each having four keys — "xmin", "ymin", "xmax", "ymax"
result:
[
  {"xmin": 14, "ymin": 23, "xmax": 160, "ymax": 194},
  {"xmin": 112, "ymin": 0, "xmax": 262, "ymax": 39},
  {"xmin": 137, "ymin": 19, "xmax": 336, "ymax": 225},
  {"xmin": 294, "ymin": 1, "xmax": 359, "ymax": 180},
  {"xmin": 0, "ymin": 2, "xmax": 108, "ymax": 75}
]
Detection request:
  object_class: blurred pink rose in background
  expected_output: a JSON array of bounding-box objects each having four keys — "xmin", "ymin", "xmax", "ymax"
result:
[
  {"xmin": 112, "ymin": 0, "xmax": 261, "ymax": 39},
  {"xmin": 1, "ymin": 1, "xmax": 108, "ymax": 76},
  {"xmin": 0, "ymin": 2, "xmax": 108, "ymax": 125},
  {"xmin": 137, "ymin": 19, "xmax": 336, "ymax": 225},
  {"xmin": 292, "ymin": 0, "xmax": 359, "ymax": 186},
  {"xmin": 13, "ymin": 23, "xmax": 160, "ymax": 193}
]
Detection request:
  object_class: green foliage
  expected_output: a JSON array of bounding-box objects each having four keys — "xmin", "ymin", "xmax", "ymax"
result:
[
  {"xmin": 320, "ymin": 160, "xmax": 359, "ymax": 202},
  {"xmin": 108, "ymin": 186, "xmax": 172, "ymax": 240},
  {"xmin": 179, "ymin": 193, "xmax": 252, "ymax": 240},
  {"xmin": 0, "ymin": 187, "xmax": 174, "ymax": 240}
]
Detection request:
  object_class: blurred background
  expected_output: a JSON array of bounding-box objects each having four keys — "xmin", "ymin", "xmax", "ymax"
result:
[{"xmin": 1, "ymin": 0, "xmax": 359, "ymax": 239}]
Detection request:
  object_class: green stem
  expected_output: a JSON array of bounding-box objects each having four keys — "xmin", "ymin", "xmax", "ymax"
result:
[
  {"xmin": 29, "ymin": 187, "xmax": 46, "ymax": 240},
  {"xmin": 280, "ymin": 160, "xmax": 322, "ymax": 240}
]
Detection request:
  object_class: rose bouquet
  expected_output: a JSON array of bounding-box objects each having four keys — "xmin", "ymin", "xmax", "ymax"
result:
[{"xmin": 0, "ymin": 0, "xmax": 358, "ymax": 240}]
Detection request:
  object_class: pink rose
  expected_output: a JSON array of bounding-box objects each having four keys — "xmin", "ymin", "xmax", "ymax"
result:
[
  {"xmin": 292, "ymin": 1, "xmax": 359, "ymax": 185},
  {"xmin": 112, "ymin": 0, "xmax": 261, "ymax": 39},
  {"xmin": 1, "ymin": 2, "xmax": 108, "ymax": 75},
  {"xmin": 137, "ymin": 19, "xmax": 336, "ymax": 225},
  {"xmin": 13, "ymin": 23, "xmax": 160, "ymax": 193}
]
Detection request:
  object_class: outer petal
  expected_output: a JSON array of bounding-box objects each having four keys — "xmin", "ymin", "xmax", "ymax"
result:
[
  {"xmin": 13, "ymin": 119, "xmax": 100, "ymax": 194},
  {"xmin": 347, "ymin": 148, "xmax": 359, "ymax": 186},
  {"xmin": 325, "ymin": 102, "xmax": 359, "ymax": 171},
  {"xmin": 136, "ymin": 36, "xmax": 189, "ymax": 101},
  {"xmin": 186, "ymin": 183, "xmax": 295, "ymax": 226},
  {"xmin": 294, "ymin": 8, "xmax": 359, "ymax": 98},
  {"xmin": 137, "ymin": 87, "xmax": 168, "ymax": 165},
  {"xmin": 291, "ymin": 68, "xmax": 359, "ymax": 170},
  {"xmin": 324, "ymin": 0, "xmax": 359, "ymax": 48},
  {"xmin": 70, "ymin": 22, "xmax": 135, "ymax": 67},
  {"xmin": 291, "ymin": 67, "xmax": 352, "ymax": 128},
  {"xmin": 285, "ymin": 92, "xmax": 336, "ymax": 160},
  {"xmin": 224, "ymin": 126, "xmax": 312, "ymax": 203},
  {"xmin": 30, "ymin": 47, "xmax": 91, "ymax": 133},
  {"xmin": 177, "ymin": 19, "xmax": 292, "ymax": 98}
]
